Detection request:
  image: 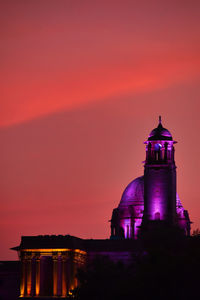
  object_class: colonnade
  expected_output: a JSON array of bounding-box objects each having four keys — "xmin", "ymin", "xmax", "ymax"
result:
[{"xmin": 19, "ymin": 249, "xmax": 86, "ymax": 298}]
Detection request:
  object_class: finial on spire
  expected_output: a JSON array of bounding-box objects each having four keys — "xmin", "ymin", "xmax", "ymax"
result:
[{"xmin": 159, "ymin": 115, "xmax": 162, "ymax": 125}]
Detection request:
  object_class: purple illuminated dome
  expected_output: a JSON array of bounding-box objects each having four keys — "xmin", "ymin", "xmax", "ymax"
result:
[
  {"xmin": 119, "ymin": 176, "xmax": 144, "ymax": 208},
  {"xmin": 148, "ymin": 116, "xmax": 172, "ymax": 140},
  {"xmin": 110, "ymin": 117, "xmax": 191, "ymax": 239}
]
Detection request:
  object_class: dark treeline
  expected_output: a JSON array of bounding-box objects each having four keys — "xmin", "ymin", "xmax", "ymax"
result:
[{"xmin": 74, "ymin": 228, "xmax": 200, "ymax": 300}]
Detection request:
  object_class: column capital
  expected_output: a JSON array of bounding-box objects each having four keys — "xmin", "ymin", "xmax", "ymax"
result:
[{"xmin": 24, "ymin": 252, "xmax": 33, "ymax": 260}]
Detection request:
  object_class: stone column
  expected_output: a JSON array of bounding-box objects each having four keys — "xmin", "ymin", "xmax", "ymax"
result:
[
  {"xmin": 57, "ymin": 254, "xmax": 62, "ymax": 296},
  {"xmin": 35, "ymin": 254, "xmax": 40, "ymax": 296},
  {"xmin": 20, "ymin": 255, "xmax": 26, "ymax": 297},
  {"xmin": 31, "ymin": 256, "xmax": 36, "ymax": 296},
  {"xmin": 131, "ymin": 218, "xmax": 135, "ymax": 239},
  {"xmin": 73, "ymin": 253, "xmax": 79, "ymax": 289},
  {"xmin": 26, "ymin": 254, "xmax": 32, "ymax": 296},
  {"xmin": 53, "ymin": 253, "xmax": 58, "ymax": 296},
  {"xmin": 69, "ymin": 251, "xmax": 76, "ymax": 292},
  {"xmin": 62, "ymin": 253, "xmax": 67, "ymax": 297}
]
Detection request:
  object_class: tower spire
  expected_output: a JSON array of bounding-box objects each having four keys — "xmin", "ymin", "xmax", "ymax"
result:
[{"xmin": 159, "ymin": 115, "xmax": 162, "ymax": 125}]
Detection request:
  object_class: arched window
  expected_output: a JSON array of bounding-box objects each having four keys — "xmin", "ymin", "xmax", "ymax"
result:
[
  {"xmin": 154, "ymin": 143, "xmax": 162, "ymax": 151},
  {"xmin": 154, "ymin": 143, "xmax": 162, "ymax": 160},
  {"xmin": 155, "ymin": 212, "xmax": 160, "ymax": 220}
]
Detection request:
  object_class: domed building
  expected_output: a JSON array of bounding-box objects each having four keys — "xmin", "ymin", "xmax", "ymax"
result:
[
  {"xmin": 13, "ymin": 117, "xmax": 191, "ymax": 299},
  {"xmin": 111, "ymin": 176, "xmax": 190, "ymax": 239},
  {"xmin": 110, "ymin": 117, "xmax": 191, "ymax": 239}
]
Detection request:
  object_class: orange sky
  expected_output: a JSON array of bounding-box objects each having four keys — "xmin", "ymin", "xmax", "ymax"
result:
[{"xmin": 1, "ymin": 0, "xmax": 200, "ymax": 260}]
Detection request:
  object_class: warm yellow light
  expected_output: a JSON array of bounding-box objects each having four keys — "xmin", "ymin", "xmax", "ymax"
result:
[
  {"xmin": 35, "ymin": 259, "xmax": 40, "ymax": 296},
  {"xmin": 20, "ymin": 285, "xmax": 24, "ymax": 297},
  {"xmin": 19, "ymin": 248, "xmax": 86, "ymax": 298},
  {"xmin": 74, "ymin": 249, "xmax": 86, "ymax": 254},
  {"xmin": 21, "ymin": 248, "xmax": 86, "ymax": 255},
  {"xmin": 27, "ymin": 286, "xmax": 31, "ymax": 296},
  {"xmin": 53, "ymin": 259, "xmax": 58, "ymax": 296},
  {"xmin": 20, "ymin": 260, "xmax": 26, "ymax": 297},
  {"xmin": 36, "ymin": 282, "xmax": 40, "ymax": 296},
  {"xmin": 21, "ymin": 248, "xmax": 70, "ymax": 252},
  {"xmin": 26, "ymin": 261, "xmax": 32, "ymax": 296}
]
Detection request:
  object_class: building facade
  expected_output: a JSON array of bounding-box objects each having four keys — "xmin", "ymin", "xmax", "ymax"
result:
[
  {"xmin": 13, "ymin": 117, "xmax": 191, "ymax": 298},
  {"xmin": 110, "ymin": 117, "xmax": 191, "ymax": 239}
]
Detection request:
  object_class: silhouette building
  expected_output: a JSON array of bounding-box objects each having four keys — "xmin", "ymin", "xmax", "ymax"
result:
[{"xmin": 12, "ymin": 117, "xmax": 191, "ymax": 298}]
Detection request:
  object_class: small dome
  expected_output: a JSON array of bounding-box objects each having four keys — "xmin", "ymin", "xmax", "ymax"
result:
[
  {"xmin": 148, "ymin": 116, "xmax": 172, "ymax": 141},
  {"xmin": 119, "ymin": 176, "xmax": 144, "ymax": 208}
]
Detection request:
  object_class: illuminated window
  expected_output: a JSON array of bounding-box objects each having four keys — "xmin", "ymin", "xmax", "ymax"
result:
[
  {"xmin": 126, "ymin": 225, "xmax": 129, "ymax": 238},
  {"xmin": 155, "ymin": 212, "xmax": 160, "ymax": 220},
  {"xmin": 154, "ymin": 143, "xmax": 162, "ymax": 151}
]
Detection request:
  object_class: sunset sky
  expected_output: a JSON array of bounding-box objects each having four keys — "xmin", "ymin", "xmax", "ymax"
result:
[{"xmin": 1, "ymin": 0, "xmax": 200, "ymax": 260}]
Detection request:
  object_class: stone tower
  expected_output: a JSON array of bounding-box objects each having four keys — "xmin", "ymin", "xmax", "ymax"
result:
[
  {"xmin": 142, "ymin": 116, "xmax": 177, "ymax": 227},
  {"xmin": 110, "ymin": 117, "xmax": 191, "ymax": 239}
]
